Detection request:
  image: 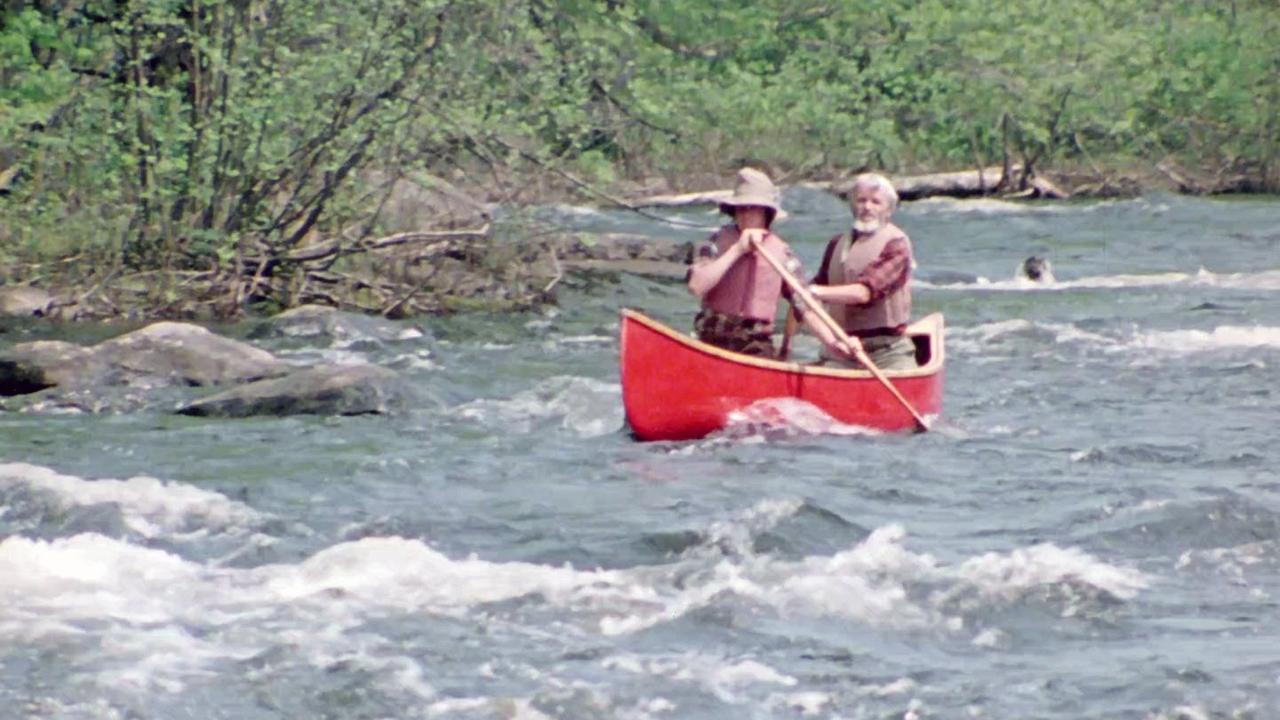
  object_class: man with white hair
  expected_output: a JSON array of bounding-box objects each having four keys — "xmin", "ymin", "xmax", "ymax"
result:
[{"xmin": 806, "ymin": 173, "xmax": 918, "ymax": 370}]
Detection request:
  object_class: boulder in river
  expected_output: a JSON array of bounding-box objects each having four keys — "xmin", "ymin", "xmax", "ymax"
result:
[
  {"xmin": 0, "ymin": 321, "xmax": 292, "ymax": 397},
  {"xmin": 0, "ymin": 340, "xmax": 98, "ymax": 395},
  {"xmin": 248, "ymin": 304, "xmax": 427, "ymax": 346},
  {"xmin": 176, "ymin": 363, "xmax": 412, "ymax": 417}
]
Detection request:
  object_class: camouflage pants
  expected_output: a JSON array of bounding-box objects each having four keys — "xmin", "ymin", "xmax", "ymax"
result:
[{"xmin": 694, "ymin": 308, "xmax": 777, "ymax": 358}]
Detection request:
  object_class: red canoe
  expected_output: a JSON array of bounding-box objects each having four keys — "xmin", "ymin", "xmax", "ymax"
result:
[{"xmin": 618, "ymin": 308, "xmax": 945, "ymax": 441}]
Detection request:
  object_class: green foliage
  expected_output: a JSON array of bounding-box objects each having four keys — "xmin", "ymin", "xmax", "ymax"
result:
[{"xmin": 1, "ymin": 0, "xmax": 1276, "ymax": 276}]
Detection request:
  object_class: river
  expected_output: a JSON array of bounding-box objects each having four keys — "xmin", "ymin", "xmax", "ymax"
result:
[{"xmin": 2, "ymin": 190, "xmax": 1278, "ymax": 719}]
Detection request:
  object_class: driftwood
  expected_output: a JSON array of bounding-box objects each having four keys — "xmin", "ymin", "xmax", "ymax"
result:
[
  {"xmin": 282, "ymin": 225, "xmax": 491, "ymax": 263},
  {"xmin": 823, "ymin": 165, "xmax": 1068, "ymax": 200},
  {"xmin": 631, "ymin": 166, "xmax": 1069, "ymax": 211},
  {"xmin": 631, "ymin": 189, "xmax": 733, "ymax": 208},
  {"xmin": 1154, "ymin": 158, "xmax": 1271, "ymax": 195}
]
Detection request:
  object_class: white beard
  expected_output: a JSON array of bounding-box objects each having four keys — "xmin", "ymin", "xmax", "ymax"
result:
[{"xmin": 853, "ymin": 218, "xmax": 884, "ymax": 234}]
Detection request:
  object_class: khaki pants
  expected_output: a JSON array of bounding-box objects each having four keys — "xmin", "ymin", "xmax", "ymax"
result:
[{"xmin": 818, "ymin": 335, "xmax": 917, "ymax": 370}]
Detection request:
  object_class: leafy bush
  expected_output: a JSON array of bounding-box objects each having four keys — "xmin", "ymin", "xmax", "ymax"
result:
[{"xmin": 1, "ymin": 0, "xmax": 1275, "ymax": 278}]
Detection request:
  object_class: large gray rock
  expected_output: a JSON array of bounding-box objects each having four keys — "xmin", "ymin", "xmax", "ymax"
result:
[
  {"xmin": 0, "ymin": 341, "xmax": 100, "ymax": 394},
  {"xmin": 91, "ymin": 322, "xmax": 291, "ymax": 387},
  {"xmin": 0, "ymin": 321, "xmax": 291, "ymax": 397},
  {"xmin": 176, "ymin": 363, "xmax": 411, "ymax": 417}
]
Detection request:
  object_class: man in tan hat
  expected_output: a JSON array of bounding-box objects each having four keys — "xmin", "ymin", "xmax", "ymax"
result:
[
  {"xmin": 806, "ymin": 172, "xmax": 917, "ymax": 370},
  {"xmin": 687, "ymin": 167, "xmax": 859, "ymax": 360}
]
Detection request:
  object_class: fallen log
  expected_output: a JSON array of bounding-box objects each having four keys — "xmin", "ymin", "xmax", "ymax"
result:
[
  {"xmin": 283, "ymin": 225, "xmax": 491, "ymax": 263},
  {"xmin": 630, "ymin": 189, "xmax": 733, "ymax": 208},
  {"xmin": 824, "ymin": 165, "xmax": 1067, "ymax": 200},
  {"xmin": 630, "ymin": 165, "xmax": 1068, "ymax": 210}
]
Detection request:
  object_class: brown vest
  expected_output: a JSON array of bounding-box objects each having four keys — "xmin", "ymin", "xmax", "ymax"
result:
[{"xmin": 822, "ymin": 226, "xmax": 912, "ymax": 333}]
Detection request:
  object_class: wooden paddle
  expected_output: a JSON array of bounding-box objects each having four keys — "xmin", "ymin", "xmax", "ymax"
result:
[{"xmin": 750, "ymin": 236, "xmax": 930, "ymax": 432}]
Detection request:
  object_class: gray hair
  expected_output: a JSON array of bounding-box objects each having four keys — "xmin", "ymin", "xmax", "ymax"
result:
[{"xmin": 851, "ymin": 173, "xmax": 899, "ymax": 210}]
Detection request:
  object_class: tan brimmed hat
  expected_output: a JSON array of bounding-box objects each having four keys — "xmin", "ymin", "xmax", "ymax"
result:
[{"xmin": 718, "ymin": 167, "xmax": 781, "ymax": 216}]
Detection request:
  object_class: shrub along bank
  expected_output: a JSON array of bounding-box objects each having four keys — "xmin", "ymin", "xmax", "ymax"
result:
[{"xmin": 1, "ymin": 1, "xmax": 1276, "ymax": 319}]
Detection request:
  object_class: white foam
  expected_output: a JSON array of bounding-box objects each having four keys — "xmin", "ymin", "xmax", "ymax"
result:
[
  {"xmin": 952, "ymin": 543, "xmax": 1149, "ymax": 604},
  {"xmin": 1189, "ymin": 267, "xmax": 1280, "ymax": 291},
  {"xmin": 917, "ymin": 271, "xmax": 1194, "ymax": 291},
  {"xmin": 1126, "ymin": 325, "xmax": 1280, "ymax": 354},
  {"xmin": 971, "ymin": 628, "xmax": 1005, "ymax": 648},
  {"xmin": 918, "ymin": 267, "xmax": 1280, "ymax": 292},
  {"xmin": 0, "ymin": 534, "xmax": 207, "ymax": 626},
  {"xmin": 700, "ymin": 498, "xmax": 803, "ymax": 558},
  {"xmin": 945, "ymin": 320, "xmax": 1038, "ymax": 354},
  {"xmin": 725, "ymin": 397, "xmax": 883, "ymax": 438},
  {"xmin": 856, "ymin": 676, "xmax": 918, "ymax": 697},
  {"xmin": 1176, "ymin": 541, "xmax": 1278, "ymax": 590},
  {"xmin": 949, "ymin": 319, "xmax": 1280, "ymax": 359},
  {"xmin": 555, "ymin": 334, "xmax": 615, "ymax": 345},
  {"xmin": 0, "ymin": 517, "xmax": 1154, "ymax": 700},
  {"xmin": 906, "ymin": 196, "xmax": 1084, "ymax": 216},
  {"xmin": 1160, "ymin": 706, "xmax": 1212, "ymax": 720},
  {"xmin": 426, "ymin": 698, "xmax": 493, "ymax": 717},
  {"xmin": 0, "ymin": 532, "xmax": 636, "ymax": 695},
  {"xmin": 259, "ymin": 535, "xmax": 625, "ymax": 612},
  {"xmin": 388, "ymin": 350, "xmax": 441, "ymax": 370},
  {"xmin": 1055, "ymin": 272, "xmax": 1193, "ymax": 290},
  {"xmin": 0, "ymin": 462, "xmax": 262, "ymax": 538},
  {"xmin": 454, "ymin": 375, "xmax": 624, "ymax": 437},
  {"xmin": 950, "ymin": 319, "xmax": 1036, "ymax": 343},
  {"xmin": 428, "ymin": 697, "xmax": 554, "ymax": 719},
  {"xmin": 767, "ymin": 690, "xmax": 831, "ymax": 715},
  {"xmin": 602, "ymin": 523, "xmax": 1148, "ymax": 636},
  {"xmin": 306, "ymin": 347, "xmax": 374, "ymax": 365},
  {"xmin": 603, "ymin": 652, "xmax": 795, "ymax": 704},
  {"xmin": 771, "ymin": 525, "xmax": 947, "ymax": 629}
]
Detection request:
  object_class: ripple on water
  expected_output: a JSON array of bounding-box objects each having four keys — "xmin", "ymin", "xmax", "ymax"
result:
[
  {"xmin": 1081, "ymin": 491, "xmax": 1280, "ymax": 558},
  {"xmin": 1070, "ymin": 442, "xmax": 1203, "ymax": 466}
]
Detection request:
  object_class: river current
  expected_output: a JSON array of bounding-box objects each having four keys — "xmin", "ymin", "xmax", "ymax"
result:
[{"xmin": 2, "ymin": 190, "xmax": 1278, "ymax": 719}]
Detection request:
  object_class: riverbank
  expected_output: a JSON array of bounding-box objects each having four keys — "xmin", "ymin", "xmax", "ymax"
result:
[{"xmin": 2, "ymin": 160, "xmax": 1274, "ymax": 327}]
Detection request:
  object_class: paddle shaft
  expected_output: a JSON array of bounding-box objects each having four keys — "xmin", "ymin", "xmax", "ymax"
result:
[{"xmin": 750, "ymin": 237, "xmax": 930, "ymax": 432}]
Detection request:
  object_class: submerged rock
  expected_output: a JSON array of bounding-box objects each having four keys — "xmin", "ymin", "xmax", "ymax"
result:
[
  {"xmin": 248, "ymin": 304, "xmax": 427, "ymax": 346},
  {"xmin": 176, "ymin": 363, "xmax": 411, "ymax": 417}
]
